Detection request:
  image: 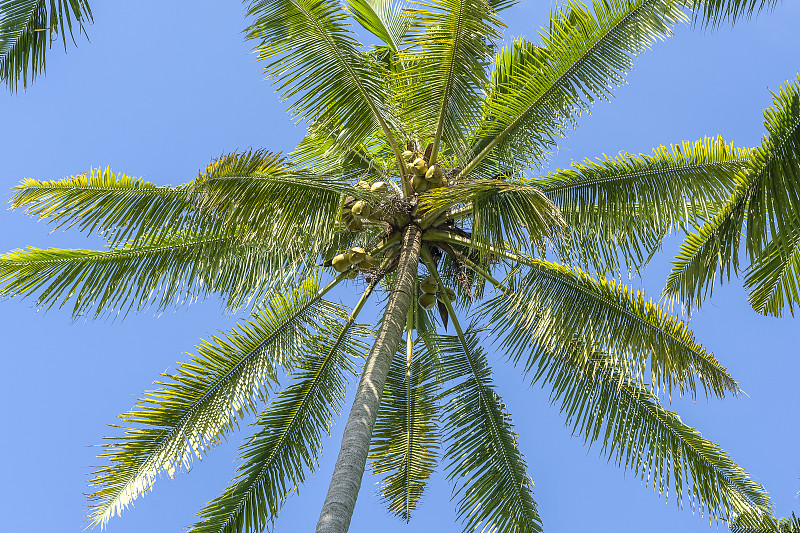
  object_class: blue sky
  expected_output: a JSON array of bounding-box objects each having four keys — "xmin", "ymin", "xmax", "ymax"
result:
[{"xmin": 0, "ymin": 1, "xmax": 798, "ymax": 532}]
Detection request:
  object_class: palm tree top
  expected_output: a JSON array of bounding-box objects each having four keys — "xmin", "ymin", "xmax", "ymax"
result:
[{"xmin": 1, "ymin": 0, "xmax": 796, "ymax": 532}]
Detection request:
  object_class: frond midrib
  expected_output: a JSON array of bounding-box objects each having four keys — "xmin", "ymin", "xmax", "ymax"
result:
[
  {"xmin": 3, "ymin": 236, "xmax": 229, "ymax": 267},
  {"xmin": 540, "ymin": 158, "xmax": 750, "ymax": 195},
  {"xmin": 430, "ymin": 0, "xmax": 466, "ymax": 165}
]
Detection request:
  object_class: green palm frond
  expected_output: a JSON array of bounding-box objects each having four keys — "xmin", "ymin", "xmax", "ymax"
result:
[
  {"xmin": 438, "ymin": 329, "xmax": 542, "ymax": 533},
  {"xmin": 538, "ymin": 137, "xmax": 749, "ymax": 274},
  {"xmin": 688, "ymin": 0, "xmax": 780, "ymax": 27},
  {"xmin": 10, "ymin": 167, "xmax": 202, "ymax": 244},
  {"xmin": 663, "ymin": 180, "xmax": 750, "ymax": 312},
  {"xmin": 401, "ymin": 0, "xmax": 503, "ymax": 162},
  {"xmin": 291, "ymin": 122, "xmax": 394, "ymax": 178},
  {"xmin": 0, "ymin": 228, "xmax": 311, "ymax": 317},
  {"xmin": 744, "ymin": 223, "xmax": 800, "ymax": 316},
  {"xmin": 483, "ymin": 258, "xmax": 738, "ymax": 397},
  {"xmin": 731, "ymin": 511, "xmax": 800, "ymax": 533},
  {"xmin": 0, "ymin": 0, "xmax": 92, "ymax": 91},
  {"xmin": 464, "ymin": 0, "xmax": 689, "ymax": 177},
  {"xmin": 245, "ymin": 0, "xmax": 400, "ymax": 155},
  {"xmin": 190, "ymin": 300, "xmax": 371, "ymax": 533},
  {"xmin": 196, "ymin": 150, "xmax": 372, "ymax": 250},
  {"xmin": 87, "ymin": 276, "xmax": 346, "ymax": 527},
  {"xmin": 666, "ymin": 74, "xmax": 800, "ymax": 314},
  {"xmin": 369, "ymin": 297, "xmax": 440, "ymax": 521},
  {"xmin": 532, "ymin": 346, "xmax": 771, "ymax": 521},
  {"xmin": 345, "ymin": 0, "xmax": 408, "ymax": 52},
  {"xmin": 421, "ymin": 178, "xmax": 566, "ymax": 255}
]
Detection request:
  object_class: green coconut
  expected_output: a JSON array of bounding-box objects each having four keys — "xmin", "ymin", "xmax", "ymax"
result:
[
  {"xmin": 411, "ymin": 174, "xmax": 425, "ymax": 191},
  {"xmin": 370, "ymin": 181, "xmax": 388, "ymax": 194},
  {"xmin": 411, "ymin": 158, "xmax": 428, "ymax": 176},
  {"xmin": 418, "ymin": 293, "xmax": 437, "ymax": 310},
  {"xmin": 401, "ymin": 150, "xmax": 414, "ymax": 161},
  {"xmin": 347, "ymin": 218, "xmax": 363, "ymax": 231},
  {"xmin": 332, "ymin": 254, "xmax": 351, "ymax": 273},
  {"xmin": 420, "ymin": 276, "xmax": 438, "ymax": 294},
  {"xmin": 347, "ymin": 247, "xmax": 367, "ymax": 264},
  {"xmin": 356, "ymin": 180, "xmax": 370, "ymax": 190},
  {"xmin": 425, "ymin": 165, "xmax": 443, "ymax": 181}
]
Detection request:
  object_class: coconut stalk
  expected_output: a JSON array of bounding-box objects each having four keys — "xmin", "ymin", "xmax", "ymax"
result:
[{"xmin": 315, "ymin": 224, "xmax": 423, "ymax": 533}]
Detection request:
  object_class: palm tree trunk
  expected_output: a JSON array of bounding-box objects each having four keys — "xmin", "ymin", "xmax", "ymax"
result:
[{"xmin": 315, "ymin": 224, "xmax": 422, "ymax": 533}]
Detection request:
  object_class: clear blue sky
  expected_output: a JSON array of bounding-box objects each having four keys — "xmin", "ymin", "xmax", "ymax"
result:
[{"xmin": 1, "ymin": 2, "xmax": 798, "ymax": 532}]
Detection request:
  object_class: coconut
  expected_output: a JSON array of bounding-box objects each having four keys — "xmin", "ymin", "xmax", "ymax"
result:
[
  {"xmin": 402, "ymin": 150, "xmax": 414, "ymax": 161},
  {"xmin": 425, "ymin": 165, "xmax": 443, "ymax": 181},
  {"xmin": 370, "ymin": 181, "xmax": 388, "ymax": 194},
  {"xmin": 415, "ymin": 178, "xmax": 430, "ymax": 193},
  {"xmin": 347, "ymin": 247, "xmax": 367, "ymax": 264},
  {"xmin": 411, "ymin": 158, "xmax": 428, "ymax": 176},
  {"xmin": 367, "ymin": 210, "xmax": 384, "ymax": 223},
  {"xmin": 332, "ymin": 254, "xmax": 351, "ymax": 273},
  {"xmin": 418, "ymin": 293, "xmax": 437, "ymax": 310},
  {"xmin": 356, "ymin": 180, "xmax": 370, "ymax": 190},
  {"xmin": 352, "ymin": 200, "xmax": 369, "ymax": 216},
  {"xmin": 347, "ymin": 218, "xmax": 363, "ymax": 231},
  {"xmin": 411, "ymin": 174, "xmax": 425, "ymax": 191},
  {"xmin": 420, "ymin": 277, "xmax": 438, "ymax": 294},
  {"xmin": 344, "ymin": 195, "xmax": 356, "ymax": 207}
]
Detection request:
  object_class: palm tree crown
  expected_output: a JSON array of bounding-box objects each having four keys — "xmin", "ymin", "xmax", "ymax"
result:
[{"xmin": 1, "ymin": 0, "xmax": 795, "ymax": 532}]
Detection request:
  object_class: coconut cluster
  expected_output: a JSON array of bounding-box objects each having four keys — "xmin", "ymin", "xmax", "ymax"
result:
[
  {"xmin": 331, "ymin": 247, "xmax": 377, "ymax": 278},
  {"xmin": 418, "ymin": 275, "xmax": 456, "ymax": 309},
  {"xmin": 341, "ymin": 181, "xmax": 389, "ymax": 231},
  {"xmin": 402, "ymin": 151, "xmax": 448, "ymax": 194}
]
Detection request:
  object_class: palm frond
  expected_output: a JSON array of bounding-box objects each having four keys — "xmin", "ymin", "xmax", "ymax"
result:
[
  {"xmin": 400, "ymin": 0, "xmax": 503, "ymax": 162},
  {"xmin": 464, "ymin": 1, "xmax": 689, "ymax": 177},
  {"xmin": 190, "ymin": 302, "xmax": 371, "ymax": 533},
  {"xmin": 345, "ymin": 0, "xmax": 408, "ymax": 52},
  {"xmin": 0, "ymin": 0, "xmax": 92, "ymax": 91},
  {"xmin": 744, "ymin": 222, "xmax": 800, "ymax": 316},
  {"xmin": 10, "ymin": 167, "xmax": 202, "ymax": 244},
  {"xmin": 245, "ymin": 0, "xmax": 399, "ymax": 154},
  {"xmin": 369, "ymin": 297, "xmax": 440, "ymax": 521},
  {"xmin": 438, "ymin": 329, "xmax": 542, "ymax": 533},
  {"xmin": 532, "ymin": 346, "xmax": 771, "ymax": 521},
  {"xmin": 87, "ymin": 276, "xmax": 346, "ymax": 527},
  {"xmin": 291, "ymin": 121, "xmax": 394, "ymax": 178},
  {"xmin": 484, "ymin": 258, "xmax": 739, "ymax": 398},
  {"xmin": 0, "ymin": 229, "xmax": 312, "ymax": 317},
  {"xmin": 196, "ymin": 150, "xmax": 373, "ymax": 252},
  {"xmin": 731, "ymin": 512, "xmax": 800, "ymax": 533},
  {"xmin": 688, "ymin": 0, "xmax": 780, "ymax": 27},
  {"xmin": 421, "ymin": 178, "xmax": 566, "ymax": 255},
  {"xmin": 666, "ymin": 74, "xmax": 800, "ymax": 314},
  {"xmin": 538, "ymin": 137, "xmax": 749, "ymax": 275}
]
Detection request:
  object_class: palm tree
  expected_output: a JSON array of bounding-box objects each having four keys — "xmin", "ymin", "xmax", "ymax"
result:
[
  {"xmin": 0, "ymin": 0, "xmax": 789, "ymax": 532},
  {"xmin": 0, "ymin": 0, "xmax": 93, "ymax": 91},
  {"xmin": 664, "ymin": 73, "xmax": 800, "ymax": 318}
]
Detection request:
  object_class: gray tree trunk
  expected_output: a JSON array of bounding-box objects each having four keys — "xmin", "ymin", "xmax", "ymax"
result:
[{"xmin": 315, "ymin": 224, "xmax": 422, "ymax": 533}]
